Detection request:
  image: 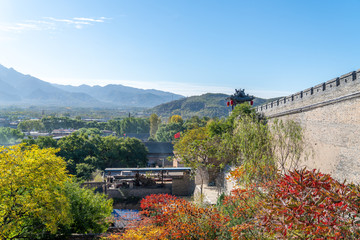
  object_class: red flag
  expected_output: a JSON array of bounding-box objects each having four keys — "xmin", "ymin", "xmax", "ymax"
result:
[{"xmin": 174, "ymin": 132, "xmax": 180, "ymax": 139}]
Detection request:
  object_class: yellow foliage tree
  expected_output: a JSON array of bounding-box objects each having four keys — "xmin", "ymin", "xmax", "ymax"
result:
[
  {"xmin": 0, "ymin": 145, "xmax": 72, "ymax": 239},
  {"xmin": 169, "ymin": 115, "xmax": 183, "ymax": 124}
]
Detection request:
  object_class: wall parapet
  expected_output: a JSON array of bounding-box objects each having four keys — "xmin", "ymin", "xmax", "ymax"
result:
[{"xmin": 257, "ymin": 69, "xmax": 360, "ymax": 117}]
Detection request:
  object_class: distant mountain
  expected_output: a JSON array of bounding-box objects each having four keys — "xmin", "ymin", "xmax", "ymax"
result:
[
  {"xmin": 0, "ymin": 65, "xmax": 102, "ymax": 107},
  {"xmin": 0, "ymin": 64, "xmax": 184, "ymax": 108},
  {"xmin": 54, "ymin": 84, "xmax": 184, "ymax": 108},
  {"xmin": 148, "ymin": 93, "xmax": 269, "ymax": 119}
]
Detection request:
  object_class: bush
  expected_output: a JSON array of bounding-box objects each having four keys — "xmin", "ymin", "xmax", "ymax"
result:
[
  {"xmin": 106, "ymin": 194, "xmax": 228, "ymax": 240},
  {"xmin": 104, "ymin": 169, "xmax": 360, "ymax": 240},
  {"xmin": 258, "ymin": 168, "xmax": 360, "ymax": 239}
]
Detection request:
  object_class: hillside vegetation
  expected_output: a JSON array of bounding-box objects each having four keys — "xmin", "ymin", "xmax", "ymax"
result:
[{"xmin": 148, "ymin": 93, "xmax": 269, "ymax": 119}]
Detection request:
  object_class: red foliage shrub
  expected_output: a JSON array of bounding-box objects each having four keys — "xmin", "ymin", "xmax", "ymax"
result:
[
  {"xmin": 140, "ymin": 193, "xmax": 178, "ymax": 217},
  {"xmin": 258, "ymin": 168, "xmax": 360, "ymax": 239},
  {"xmin": 140, "ymin": 193, "xmax": 228, "ymax": 239},
  {"xmin": 106, "ymin": 169, "xmax": 360, "ymax": 240}
]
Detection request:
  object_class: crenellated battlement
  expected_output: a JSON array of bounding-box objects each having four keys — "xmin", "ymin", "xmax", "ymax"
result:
[
  {"xmin": 257, "ymin": 69, "xmax": 360, "ymax": 117},
  {"xmin": 255, "ymin": 68, "xmax": 360, "ymax": 183}
]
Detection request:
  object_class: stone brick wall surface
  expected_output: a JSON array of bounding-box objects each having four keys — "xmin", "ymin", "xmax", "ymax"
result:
[
  {"xmin": 257, "ymin": 69, "xmax": 360, "ymax": 183},
  {"xmin": 107, "ymin": 186, "xmax": 171, "ymax": 199},
  {"xmin": 172, "ymin": 174, "xmax": 195, "ymax": 196}
]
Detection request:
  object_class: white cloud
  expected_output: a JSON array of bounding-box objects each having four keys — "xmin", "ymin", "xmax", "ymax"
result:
[
  {"xmin": 73, "ymin": 17, "xmax": 105, "ymax": 23},
  {"xmin": 44, "ymin": 17, "xmax": 101, "ymax": 28},
  {"xmin": 0, "ymin": 22, "xmax": 42, "ymax": 32},
  {"xmin": 0, "ymin": 16, "xmax": 108, "ymax": 33}
]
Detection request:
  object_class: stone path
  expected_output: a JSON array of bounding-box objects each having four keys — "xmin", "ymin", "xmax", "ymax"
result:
[{"xmin": 194, "ymin": 185, "xmax": 221, "ymax": 204}]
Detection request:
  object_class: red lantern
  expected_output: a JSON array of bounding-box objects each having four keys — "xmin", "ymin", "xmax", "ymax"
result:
[
  {"xmin": 174, "ymin": 132, "xmax": 180, "ymax": 139},
  {"xmin": 250, "ymin": 100, "xmax": 253, "ymax": 106},
  {"xmin": 230, "ymin": 100, "xmax": 234, "ymax": 106},
  {"xmin": 227, "ymin": 101, "xmax": 230, "ymax": 107}
]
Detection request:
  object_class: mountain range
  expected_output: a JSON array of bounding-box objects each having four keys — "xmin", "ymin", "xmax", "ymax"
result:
[
  {"xmin": 147, "ymin": 93, "xmax": 270, "ymax": 119},
  {"xmin": 0, "ymin": 64, "xmax": 184, "ymax": 108}
]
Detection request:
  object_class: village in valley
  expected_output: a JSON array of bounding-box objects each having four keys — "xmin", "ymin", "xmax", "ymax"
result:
[{"xmin": 1, "ymin": 1, "xmax": 360, "ymax": 239}]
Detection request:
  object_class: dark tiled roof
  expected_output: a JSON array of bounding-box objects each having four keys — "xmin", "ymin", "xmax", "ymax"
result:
[
  {"xmin": 124, "ymin": 133, "xmax": 150, "ymax": 139},
  {"xmin": 144, "ymin": 142, "xmax": 174, "ymax": 154}
]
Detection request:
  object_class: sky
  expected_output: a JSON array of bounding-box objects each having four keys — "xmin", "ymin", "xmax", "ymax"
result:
[{"xmin": 0, "ymin": 0, "xmax": 359, "ymax": 98}]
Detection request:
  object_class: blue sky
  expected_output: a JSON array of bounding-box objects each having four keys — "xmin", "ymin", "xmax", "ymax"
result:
[{"xmin": 0, "ymin": 0, "xmax": 359, "ymax": 98}]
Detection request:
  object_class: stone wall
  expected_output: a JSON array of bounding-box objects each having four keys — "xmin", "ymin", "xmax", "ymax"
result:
[
  {"xmin": 172, "ymin": 173, "xmax": 195, "ymax": 196},
  {"xmin": 257, "ymin": 70, "xmax": 360, "ymax": 118},
  {"xmin": 107, "ymin": 185, "xmax": 172, "ymax": 199},
  {"xmin": 257, "ymin": 69, "xmax": 360, "ymax": 183}
]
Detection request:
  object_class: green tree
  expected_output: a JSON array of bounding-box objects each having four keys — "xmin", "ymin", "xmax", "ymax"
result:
[
  {"xmin": 271, "ymin": 119, "xmax": 308, "ymax": 174},
  {"xmin": 21, "ymin": 136, "xmax": 37, "ymax": 146},
  {"xmin": 57, "ymin": 132, "xmax": 148, "ymax": 177},
  {"xmin": 58, "ymin": 182, "xmax": 113, "ymax": 235},
  {"xmin": 0, "ymin": 145, "xmax": 72, "ymax": 239},
  {"xmin": 231, "ymin": 114, "xmax": 276, "ymax": 184},
  {"xmin": 76, "ymin": 163, "xmax": 95, "ymax": 181},
  {"xmin": 149, "ymin": 113, "xmax": 161, "ymax": 138},
  {"xmin": 57, "ymin": 132, "xmax": 100, "ymax": 175},
  {"xmin": 99, "ymin": 136, "xmax": 148, "ymax": 168},
  {"xmin": 174, "ymin": 103, "xmax": 276, "ymax": 187},
  {"xmin": 0, "ymin": 127, "xmax": 24, "ymax": 145},
  {"xmin": 78, "ymin": 128, "xmax": 102, "ymax": 136},
  {"xmin": 155, "ymin": 122, "xmax": 184, "ymax": 142},
  {"xmin": 120, "ymin": 137, "xmax": 148, "ymax": 167},
  {"xmin": 107, "ymin": 118, "xmax": 150, "ymax": 136},
  {"xmin": 183, "ymin": 116, "xmax": 209, "ymax": 130},
  {"xmin": 17, "ymin": 120, "xmax": 45, "ymax": 133},
  {"xmin": 174, "ymin": 127, "xmax": 219, "ymax": 195},
  {"xmin": 35, "ymin": 136, "xmax": 58, "ymax": 149}
]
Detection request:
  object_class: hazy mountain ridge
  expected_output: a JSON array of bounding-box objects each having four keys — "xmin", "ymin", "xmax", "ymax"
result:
[
  {"xmin": 148, "ymin": 93, "xmax": 269, "ymax": 119},
  {"xmin": 54, "ymin": 83, "xmax": 183, "ymax": 107},
  {"xmin": 0, "ymin": 64, "xmax": 184, "ymax": 108}
]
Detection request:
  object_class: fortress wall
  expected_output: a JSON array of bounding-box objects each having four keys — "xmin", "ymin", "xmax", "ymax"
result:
[
  {"xmin": 257, "ymin": 69, "xmax": 360, "ymax": 183},
  {"xmin": 257, "ymin": 70, "xmax": 360, "ymax": 117}
]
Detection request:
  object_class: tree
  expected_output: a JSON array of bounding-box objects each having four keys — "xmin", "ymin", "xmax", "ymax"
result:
[
  {"xmin": 231, "ymin": 114, "xmax": 276, "ymax": 184},
  {"xmin": 0, "ymin": 127, "xmax": 24, "ymax": 145},
  {"xmin": 78, "ymin": 128, "xmax": 102, "ymax": 136},
  {"xmin": 76, "ymin": 163, "xmax": 95, "ymax": 181},
  {"xmin": 174, "ymin": 127, "xmax": 219, "ymax": 195},
  {"xmin": 107, "ymin": 118, "xmax": 150, "ymax": 136},
  {"xmin": 183, "ymin": 116, "xmax": 209, "ymax": 130},
  {"xmin": 155, "ymin": 122, "xmax": 184, "ymax": 142},
  {"xmin": 57, "ymin": 132, "xmax": 100, "ymax": 175},
  {"xmin": 120, "ymin": 137, "xmax": 148, "ymax": 167},
  {"xmin": 17, "ymin": 120, "xmax": 45, "ymax": 133},
  {"xmin": 58, "ymin": 181, "xmax": 113, "ymax": 235},
  {"xmin": 99, "ymin": 136, "xmax": 148, "ymax": 168},
  {"xmin": 169, "ymin": 115, "xmax": 183, "ymax": 124},
  {"xmin": 0, "ymin": 145, "xmax": 72, "ymax": 239},
  {"xmin": 149, "ymin": 113, "xmax": 161, "ymax": 138},
  {"xmin": 35, "ymin": 136, "xmax": 58, "ymax": 149},
  {"xmin": 271, "ymin": 119, "xmax": 308, "ymax": 174}
]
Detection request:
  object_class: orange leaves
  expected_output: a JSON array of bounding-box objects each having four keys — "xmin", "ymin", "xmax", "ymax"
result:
[{"xmin": 125, "ymin": 194, "xmax": 228, "ymax": 240}]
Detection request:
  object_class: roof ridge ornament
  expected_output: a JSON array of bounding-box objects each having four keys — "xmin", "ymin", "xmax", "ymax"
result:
[{"xmin": 227, "ymin": 88, "xmax": 255, "ymax": 109}]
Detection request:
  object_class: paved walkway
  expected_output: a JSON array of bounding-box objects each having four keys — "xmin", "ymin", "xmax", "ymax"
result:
[{"xmin": 194, "ymin": 185, "xmax": 221, "ymax": 204}]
